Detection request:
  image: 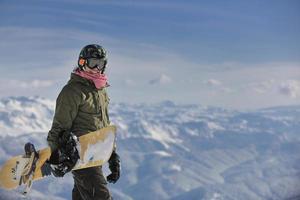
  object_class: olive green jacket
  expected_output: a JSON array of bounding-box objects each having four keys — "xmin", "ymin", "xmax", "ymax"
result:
[{"xmin": 47, "ymin": 73, "xmax": 110, "ymax": 151}]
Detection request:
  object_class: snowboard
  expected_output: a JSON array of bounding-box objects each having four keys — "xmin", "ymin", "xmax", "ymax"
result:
[{"xmin": 0, "ymin": 125, "xmax": 117, "ymax": 192}]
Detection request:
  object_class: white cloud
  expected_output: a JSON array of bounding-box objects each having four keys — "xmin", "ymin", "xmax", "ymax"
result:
[
  {"xmin": 203, "ymin": 79, "xmax": 222, "ymax": 87},
  {"xmin": 2, "ymin": 79, "xmax": 54, "ymax": 89},
  {"xmin": 1, "ymin": 25, "xmax": 300, "ymax": 109},
  {"xmin": 278, "ymin": 80, "xmax": 300, "ymax": 98},
  {"xmin": 149, "ymin": 74, "xmax": 172, "ymax": 85},
  {"xmin": 124, "ymin": 79, "xmax": 136, "ymax": 87},
  {"xmin": 21, "ymin": 80, "xmax": 54, "ymax": 88},
  {"xmin": 250, "ymin": 80, "xmax": 275, "ymax": 94},
  {"xmin": 202, "ymin": 79, "xmax": 233, "ymax": 94}
]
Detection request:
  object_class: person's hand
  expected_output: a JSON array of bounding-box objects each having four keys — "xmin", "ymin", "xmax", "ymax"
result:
[{"xmin": 107, "ymin": 151, "xmax": 120, "ymax": 183}]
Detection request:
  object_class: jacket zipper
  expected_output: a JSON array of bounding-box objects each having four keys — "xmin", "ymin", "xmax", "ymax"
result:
[{"xmin": 92, "ymin": 92, "xmax": 99, "ymax": 113}]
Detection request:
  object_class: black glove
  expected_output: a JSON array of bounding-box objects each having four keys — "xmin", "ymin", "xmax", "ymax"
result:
[
  {"xmin": 107, "ymin": 150, "xmax": 121, "ymax": 184},
  {"xmin": 47, "ymin": 130, "xmax": 79, "ymax": 177}
]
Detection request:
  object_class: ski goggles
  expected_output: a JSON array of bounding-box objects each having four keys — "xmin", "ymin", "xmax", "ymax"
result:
[{"xmin": 87, "ymin": 58, "xmax": 107, "ymax": 70}]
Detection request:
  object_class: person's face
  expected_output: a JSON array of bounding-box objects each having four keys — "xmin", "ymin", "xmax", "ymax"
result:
[{"xmin": 85, "ymin": 66, "xmax": 101, "ymax": 74}]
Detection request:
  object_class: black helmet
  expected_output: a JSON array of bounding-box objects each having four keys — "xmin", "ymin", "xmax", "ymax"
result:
[{"xmin": 78, "ymin": 44, "xmax": 107, "ymax": 72}]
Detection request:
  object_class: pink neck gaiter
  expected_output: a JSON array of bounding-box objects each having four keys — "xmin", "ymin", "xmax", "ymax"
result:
[{"xmin": 74, "ymin": 69, "xmax": 108, "ymax": 89}]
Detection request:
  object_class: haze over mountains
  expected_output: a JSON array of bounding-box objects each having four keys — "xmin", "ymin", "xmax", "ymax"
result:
[{"xmin": 0, "ymin": 96, "xmax": 300, "ymax": 200}]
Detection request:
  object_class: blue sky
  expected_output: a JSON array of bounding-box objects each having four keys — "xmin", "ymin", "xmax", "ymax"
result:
[{"xmin": 0, "ymin": 0, "xmax": 299, "ymax": 109}]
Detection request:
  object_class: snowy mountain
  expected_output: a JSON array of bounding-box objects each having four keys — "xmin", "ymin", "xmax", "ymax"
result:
[{"xmin": 0, "ymin": 96, "xmax": 300, "ymax": 200}]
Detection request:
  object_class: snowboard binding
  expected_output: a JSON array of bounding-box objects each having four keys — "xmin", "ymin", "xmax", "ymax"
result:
[
  {"xmin": 11, "ymin": 142, "xmax": 40, "ymax": 195},
  {"xmin": 47, "ymin": 131, "xmax": 80, "ymax": 177}
]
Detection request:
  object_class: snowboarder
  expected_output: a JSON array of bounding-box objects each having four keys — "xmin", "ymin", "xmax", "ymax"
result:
[{"xmin": 47, "ymin": 44, "xmax": 121, "ymax": 200}]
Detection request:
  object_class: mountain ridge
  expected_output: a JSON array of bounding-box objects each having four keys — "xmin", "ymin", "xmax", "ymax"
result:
[{"xmin": 0, "ymin": 96, "xmax": 300, "ymax": 200}]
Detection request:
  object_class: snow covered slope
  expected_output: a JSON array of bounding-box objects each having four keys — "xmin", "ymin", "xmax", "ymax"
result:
[{"xmin": 0, "ymin": 97, "xmax": 300, "ymax": 200}]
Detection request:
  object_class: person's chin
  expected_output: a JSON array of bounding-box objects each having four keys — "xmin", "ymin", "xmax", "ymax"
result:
[{"xmin": 87, "ymin": 68, "xmax": 100, "ymax": 74}]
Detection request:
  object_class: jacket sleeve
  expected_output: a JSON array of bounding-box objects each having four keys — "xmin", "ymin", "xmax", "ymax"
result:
[{"xmin": 47, "ymin": 85, "xmax": 82, "ymax": 151}]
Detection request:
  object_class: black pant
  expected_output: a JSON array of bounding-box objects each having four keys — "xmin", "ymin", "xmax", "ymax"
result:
[{"xmin": 72, "ymin": 166, "xmax": 112, "ymax": 200}]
